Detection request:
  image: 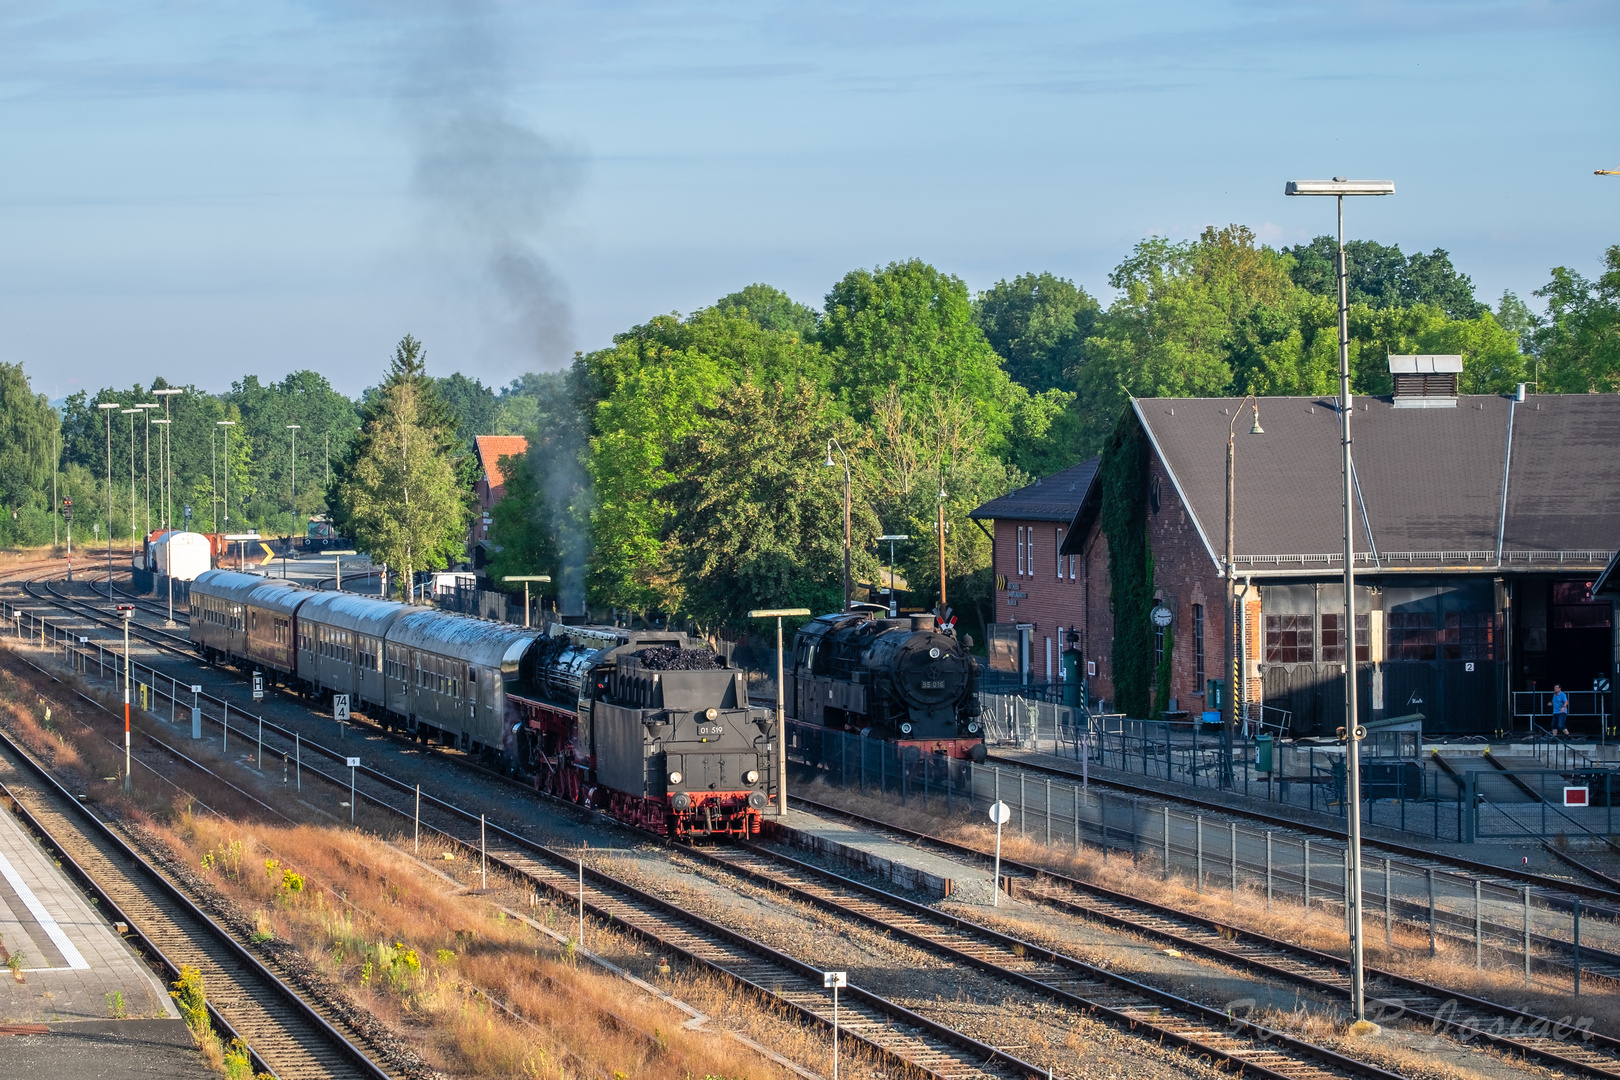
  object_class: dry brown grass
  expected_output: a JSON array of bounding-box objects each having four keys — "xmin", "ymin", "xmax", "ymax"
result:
[
  {"xmin": 153, "ymin": 812, "xmax": 789, "ymax": 1080},
  {"xmin": 0, "ymin": 644, "xmax": 800, "ymax": 1079},
  {"xmin": 801, "ymin": 780, "xmax": 1617, "ymax": 1032}
]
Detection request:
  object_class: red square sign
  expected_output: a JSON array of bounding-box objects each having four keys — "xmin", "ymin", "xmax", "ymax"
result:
[{"xmin": 1564, "ymin": 786, "xmax": 1590, "ymax": 807}]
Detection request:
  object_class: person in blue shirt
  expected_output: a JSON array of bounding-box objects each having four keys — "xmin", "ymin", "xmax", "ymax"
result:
[{"xmin": 1551, "ymin": 684, "xmax": 1570, "ymax": 737}]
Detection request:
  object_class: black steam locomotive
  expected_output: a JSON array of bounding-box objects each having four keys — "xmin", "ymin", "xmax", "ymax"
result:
[
  {"xmin": 512, "ymin": 627, "xmax": 775, "ymax": 837},
  {"xmin": 789, "ymin": 611, "xmax": 985, "ymax": 761}
]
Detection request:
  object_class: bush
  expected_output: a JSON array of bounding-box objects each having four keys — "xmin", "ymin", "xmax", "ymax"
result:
[{"xmin": 170, "ymin": 964, "xmax": 209, "ymax": 1035}]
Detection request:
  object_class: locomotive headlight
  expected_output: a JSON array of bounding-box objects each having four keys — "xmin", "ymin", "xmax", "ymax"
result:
[
  {"xmin": 967, "ymin": 721, "xmax": 979, "ymax": 733},
  {"xmin": 744, "ymin": 769, "xmax": 760, "ymax": 784},
  {"xmin": 705, "ymin": 707, "xmax": 718, "ymax": 720},
  {"xmin": 899, "ymin": 722, "xmax": 913, "ymax": 734},
  {"xmin": 929, "ymin": 647, "xmax": 941, "ymax": 658},
  {"xmin": 668, "ymin": 771, "xmax": 684, "ymax": 785}
]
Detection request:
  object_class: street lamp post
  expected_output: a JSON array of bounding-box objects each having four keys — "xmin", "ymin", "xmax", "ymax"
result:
[
  {"xmin": 1225, "ymin": 397, "xmax": 1264, "ymax": 761},
  {"xmin": 823, "ymin": 440, "xmax": 852, "ymax": 610},
  {"xmin": 97, "ymin": 403, "xmax": 119, "ymax": 595},
  {"xmin": 287, "ymin": 424, "xmax": 301, "ymax": 550},
  {"xmin": 217, "ymin": 421, "xmax": 236, "ymax": 537},
  {"xmin": 877, "ymin": 535, "xmax": 909, "ymax": 618},
  {"xmin": 747, "ymin": 608, "xmax": 812, "ymax": 817},
  {"xmin": 154, "ymin": 388, "xmax": 183, "ymax": 529},
  {"xmin": 1285, "ymin": 175, "xmax": 1395, "ymax": 1029},
  {"xmin": 139, "ymin": 403, "xmax": 159, "ymax": 537},
  {"xmin": 122, "ymin": 409, "xmax": 139, "ymax": 559},
  {"xmin": 502, "ymin": 575, "xmax": 552, "ymax": 628}
]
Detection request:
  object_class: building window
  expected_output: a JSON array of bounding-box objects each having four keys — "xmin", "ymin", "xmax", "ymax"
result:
[
  {"xmin": 1441, "ymin": 612, "xmax": 1495, "ymax": 661},
  {"xmin": 1017, "ymin": 526, "xmax": 1026, "ymax": 576},
  {"xmin": 1320, "ymin": 613, "xmax": 1370, "ymax": 663},
  {"xmin": 1027, "ymin": 528, "xmax": 1035, "ymax": 577},
  {"xmin": 1386, "ymin": 612, "xmax": 1437, "ymax": 661},
  {"xmin": 1055, "ymin": 527, "xmax": 1064, "ymax": 579},
  {"xmin": 1069, "ymin": 552, "xmax": 1076, "ymax": 580},
  {"xmin": 1264, "ymin": 614, "xmax": 1313, "ymax": 664},
  {"xmin": 1154, "ymin": 623, "xmax": 1165, "ymax": 671},
  {"xmin": 1193, "ymin": 604, "xmax": 1205, "ymax": 684}
]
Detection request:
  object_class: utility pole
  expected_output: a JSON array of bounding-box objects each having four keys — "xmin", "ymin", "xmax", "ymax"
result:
[
  {"xmin": 936, "ymin": 479, "xmax": 948, "ymax": 612},
  {"xmin": 119, "ymin": 605, "xmax": 133, "ymax": 791}
]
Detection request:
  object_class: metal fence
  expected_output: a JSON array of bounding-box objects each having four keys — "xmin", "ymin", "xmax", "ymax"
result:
[{"xmin": 975, "ymin": 690, "xmax": 1620, "ymax": 843}]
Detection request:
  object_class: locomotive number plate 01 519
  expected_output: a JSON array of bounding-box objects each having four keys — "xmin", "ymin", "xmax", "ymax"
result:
[
  {"xmin": 921, "ymin": 680, "xmax": 945, "ymax": 689},
  {"xmin": 695, "ymin": 724, "xmax": 725, "ymax": 738}
]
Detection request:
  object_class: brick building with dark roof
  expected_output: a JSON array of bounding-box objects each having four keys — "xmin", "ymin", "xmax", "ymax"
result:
[
  {"xmin": 1061, "ymin": 386, "xmax": 1620, "ymax": 736},
  {"xmin": 968, "ymin": 457, "xmax": 1098, "ymax": 684}
]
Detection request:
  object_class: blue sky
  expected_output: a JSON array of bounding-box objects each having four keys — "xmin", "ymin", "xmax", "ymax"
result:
[{"xmin": 2, "ymin": 1, "xmax": 1617, "ymax": 399}]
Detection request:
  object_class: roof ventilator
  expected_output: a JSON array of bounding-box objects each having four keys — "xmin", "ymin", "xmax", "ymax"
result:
[{"xmin": 1387, "ymin": 354, "xmax": 1462, "ymax": 408}]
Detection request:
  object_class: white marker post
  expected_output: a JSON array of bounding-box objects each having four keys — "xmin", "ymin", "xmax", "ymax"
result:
[
  {"xmin": 190, "ymin": 685, "xmax": 202, "ymax": 741},
  {"xmin": 824, "ymin": 970, "xmax": 847, "ymax": 1080},
  {"xmin": 989, "ymin": 800, "xmax": 1011, "ymax": 906},
  {"xmin": 346, "ymin": 757, "xmax": 360, "ymax": 822}
]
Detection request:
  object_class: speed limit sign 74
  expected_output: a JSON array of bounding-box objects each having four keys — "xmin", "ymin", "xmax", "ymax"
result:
[{"xmin": 333, "ymin": 694, "xmax": 351, "ymax": 722}]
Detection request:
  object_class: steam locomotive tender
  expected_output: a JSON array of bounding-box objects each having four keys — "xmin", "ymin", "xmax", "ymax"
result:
[
  {"xmin": 188, "ymin": 570, "xmax": 771, "ymax": 838},
  {"xmin": 790, "ymin": 611, "xmax": 986, "ymax": 762}
]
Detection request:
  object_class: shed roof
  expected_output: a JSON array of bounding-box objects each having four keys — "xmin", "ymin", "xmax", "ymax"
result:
[
  {"xmin": 969, "ymin": 456, "xmax": 1100, "ymax": 523},
  {"xmin": 1060, "ymin": 394, "xmax": 1620, "ymax": 574},
  {"xmin": 474, "ymin": 435, "xmax": 530, "ymax": 489}
]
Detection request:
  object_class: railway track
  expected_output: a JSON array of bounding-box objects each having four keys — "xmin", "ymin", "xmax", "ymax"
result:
[
  {"xmin": 13, "ymin": 573, "xmax": 1620, "ymax": 987},
  {"xmin": 8, "ymin": 569, "xmax": 1617, "ymax": 1077},
  {"xmin": 0, "ymin": 725, "xmax": 390, "ymax": 1080},
  {"xmin": 0, "ymin": 584, "xmax": 1398, "ymax": 1080},
  {"xmin": 782, "ymin": 796, "xmax": 1620, "ymax": 1080}
]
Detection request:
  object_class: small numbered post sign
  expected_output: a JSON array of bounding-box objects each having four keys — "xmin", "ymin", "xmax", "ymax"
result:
[
  {"xmin": 989, "ymin": 800, "xmax": 1011, "ymax": 907},
  {"xmin": 346, "ymin": 757, "xmax": 361, "ymax": 768},
  {"xmin": 252, "ymin": 673, "xmax": 264, "ymax": 701},
  {"xmin": 824, "ymin": 971, "xmax": 847, "ymax": 1080},
  {"xmin": 333, "ymin": 694, "xmax": 351, "ymax": 722}
]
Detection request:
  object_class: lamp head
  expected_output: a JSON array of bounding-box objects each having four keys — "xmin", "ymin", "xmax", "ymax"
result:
[
  {"xmin": 1284, "ymin": 178, "xmax": 1395, "ymax": 197},
  {"xmin": 1249, "ymin": 407, "xmax": 1264, "ymax": 436}
]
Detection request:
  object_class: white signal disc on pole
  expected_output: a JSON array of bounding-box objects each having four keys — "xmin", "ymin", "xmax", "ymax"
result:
[{"xmin": 988, "ymin": 800, "xmax": 1011, "ymax": 825}]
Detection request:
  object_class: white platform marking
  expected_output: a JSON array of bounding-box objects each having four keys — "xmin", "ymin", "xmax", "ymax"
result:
[{"xmin": 0, "ymin": 848, "xmax": 90, "ymax": 970}]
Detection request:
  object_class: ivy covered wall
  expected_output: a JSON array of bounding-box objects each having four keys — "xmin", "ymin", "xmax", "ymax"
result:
[{"xmin": 1097, "ymin": 410, "xmax": 1156, "ymax": 718}]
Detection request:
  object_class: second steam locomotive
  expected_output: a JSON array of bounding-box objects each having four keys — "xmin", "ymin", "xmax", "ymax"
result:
[{"xmin": 789, "ymin": 611, "xmax": 985, "ymax": 762}]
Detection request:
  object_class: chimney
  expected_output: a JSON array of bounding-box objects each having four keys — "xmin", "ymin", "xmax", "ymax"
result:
[
  {"xmin": 1515, "ymin": 383, "xmax": 1527, "ymax": 402},
  {"xmin": 1387, "ymin": 355, "xmax": 1462, "ymax": 408},
  {"xmin": 910, "ymin": 614, "xmax": 936, "ymax": 632}
]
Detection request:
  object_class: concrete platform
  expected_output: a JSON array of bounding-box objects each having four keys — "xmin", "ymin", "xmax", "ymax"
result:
[
  {"xmin": 766, "ymin": 807, "xmax": 1002, "ymax": 905},
  {"xmin": 0, "ymin": 1018, "xmax": 209, "ymax": 1077},
  {"xmin": 0, "ymin": 805, "xmax": 177, "ymax": 1023}
]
